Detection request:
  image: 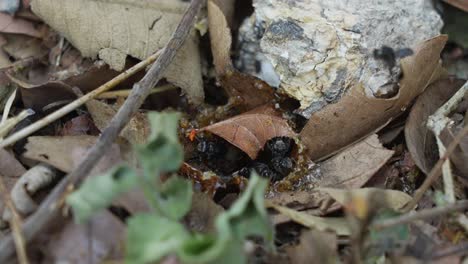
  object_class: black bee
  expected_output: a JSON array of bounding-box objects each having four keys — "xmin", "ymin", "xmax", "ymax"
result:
[
  {"xmin": 265, "ymin": 136, "xmax": 294, "ymax": 159},
  {"xmin": 239, "ymin": 137, "xmax": 295, "ymax": 182},
  {"xmin": 373, "ymin": 46, "xmax": 413, "ymax": 72},
  {"xmin": 196, "ymin": 139, "xmax": 225, "ymax": 160}
]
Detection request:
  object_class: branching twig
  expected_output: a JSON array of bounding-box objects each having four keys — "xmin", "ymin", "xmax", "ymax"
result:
[
  {"xmin": 404, "ymin": 124, "xmax": 468, "ymax": 212},
  {"xmin": 0, "ymin": 0, "xmax": 204, "ymax": 261},
  {"xmin": 372, "ymin": 200, "xmax": 468, "ymax": 230},
  {"xmin": 0, "ymin": 175, "xmax": 29, "ymax": 264}
]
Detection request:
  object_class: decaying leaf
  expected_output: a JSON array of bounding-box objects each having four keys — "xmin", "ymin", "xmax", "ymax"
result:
[
  {"xmin": 0, "ymin": 12, "xmax": 42, "ymax": 37},
  {"xmin": 58, "ymin": 115, "xmax": 99, "ymax": 136},
  {"xmin": 300, "ymin": 35, "xmax": 448, "ymax": 161},
  {"xmin": 405, "ymin": 78, "xmax": 465, "ymax": 174},
  {"xmin": 85, "ymin": 99, "xmax": 150, "ymax": 144},
  {"xmin": 0, "ymin": 148, "xmax": 26, "ymax": 178},
  {"xmin": 9, "ymin": 61, "xmax": 136, "ymax": 110},
  {"xmin": 32, "ymin": 0, "xmax": 204, "ymax": 103},
  {"xmin": 208, "ymin": 0, "xmax": 275, "ymax": 110},
  {"xmin": 267, "ymin": 202, "xmax": 351, "ymax": 236},
  {"xmin": 440, "ymin": 125, "xmax": 468, "ymax": 179},
  {"xmin": 41, "ymin": 211, "xmax": 125, "ymax": 263},
  {"xmin": 443, "ymin": 0, "xmax": 468, "ymax": 12},
  {"xmin": 183, "ymin": 192, "xmax": 224, "ymax": 233},
  {"xmin": 2, "ymin": 34, "xmax": 47, "ymax": 61},
  {"xmin": 201, "ymin": 113, "xmax": 296, "ymax": 159},
  {"xmin": 2, "ymin": 164, "xmax": 57, "ymax": 221},
  {"xmin": 284, "ymin": 230, "xmax": 338, "ymax": 264},
  {"xmin": 314, "ymin": 134, "xmax": 394, "ymax": 189},
  {"xmin": 319, "ymin": 188, "xmax": 412, "ymax": 213},
  {"xmin": 23, "ymin": 135, "xmax": 136, "ymax": 175}
]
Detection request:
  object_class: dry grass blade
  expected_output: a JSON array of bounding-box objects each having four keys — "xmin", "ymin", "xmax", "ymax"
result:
[
  {"xmin": 0, "ymin": 176, "xmax": 28, "ymax": 264},
  {"xmin": 0, "ymin": 0, "xmax": 204, "ymax": 261},
  {"xmin": 0, "ymin": 49, "xmax": 162, "ymax": 148}
]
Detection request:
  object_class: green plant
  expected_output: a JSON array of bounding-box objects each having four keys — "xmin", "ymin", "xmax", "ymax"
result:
[{"xmin": 66, "ymin": 112, "xmax": 274, "ymax": 264}]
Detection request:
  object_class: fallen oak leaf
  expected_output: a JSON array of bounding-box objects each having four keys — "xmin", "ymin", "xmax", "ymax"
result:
[
  {"xmin": 200, "ymin": 113, "xmax": 296, "ymax": 159},
  {"xmin": 300, "ymin": 35, "xmax": 448, "ymax": 161}
]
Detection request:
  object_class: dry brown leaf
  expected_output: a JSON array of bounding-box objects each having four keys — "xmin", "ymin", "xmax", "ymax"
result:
[
  {"xmin": 41, "ymin": 211, "xmax": 125, "ymax": 263},
  {"xmin": 440, "ymin": 125, "xmax": 468, "ymax": 179},
  {"xmin": 208, "ymin": 0, "xmax": 233, "ymax": 75},
  {"xmin": 284, "ymin": 230, "xmax": 338, "ymax": 264},
  {"xmin": 0, "ymin": 148, "xmax": 26, "ymax": 178},
  {"xmin": 32, "ymin": 0, "xmax": 204, "ymax": 103},
  {"xmin": 85, "ymin": 99, "xmax": 150, "ymax": 144},
  {"xmin": 58, "ymin": 115, "xmax": 99, "ymax": 136},
  {"xmin": 318, "ymin": 188, "xmax": 412, "ymax": 213},
  {"xmin": 444, "ymin": 0, "xmax": 468, "ymax": 12},
  {"xmin": 183, "ymin": 192, "xmax": 224, "ymax": 233},
  {"xmin": 405, "ymin": 78, "xmax": 465, "ymax": 174},
  {"xmin": 201, "ymin": 113, "xmax": 296, "ymax": 159},
  {"xmin": 0, "ymin": 12, "xmax": 42, "ymax": 37},
  {"xmin": 316, "ymin": 134, "xmax": 394, "ymax": 189},
  {"xmin": 207, "ymin": 0, "xmax": 275, "ymax": 110},
  {"xmin": 23, "ymin": 135, "xmax": 136, "ymax": 175},
  {"xmin": 2, "ymin": 34, "xmax": 47, "ymax": 61},
  {"xmin": 300, "ymin": 35, "xmax": 448, "ymax": 161}
]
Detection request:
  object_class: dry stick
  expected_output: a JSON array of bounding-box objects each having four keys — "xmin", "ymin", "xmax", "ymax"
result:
[
  {"xmin": 96, "ymin": 84, "xmax": 176, "ymax": 99},
  {"xmin": 372, "ymin": 200, "xmax": 468, "ymax": 230},
  {"xmin": 0, "ymin": 0, "xmax": 204, "ymax": 261},
  {"xmin": 0, "ymin": 176, "xmax": 29, "ymax": 264},
  {"xmin": 403, "ymin": 124, "xmax": 468, "ymax": 213},
  {"xmin": 0, "ymin": 50, "xmax": 162, "ymax": 149}
]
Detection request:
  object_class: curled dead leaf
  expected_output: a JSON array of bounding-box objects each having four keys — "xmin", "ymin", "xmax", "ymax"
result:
[
  {"xmin": 208, "ymin": 0, "xmax": 275, "ymax": 110},
  {"xmin": 405, "ymin": 78, "xmax": 465, "ymax": 174},
  {"xmin": 300, "ymin": 35, "xmax": 448, "ymax": 161},
  {"xmin": 201, "ymin": 113, "xmax": 296, "ymax": 159}
]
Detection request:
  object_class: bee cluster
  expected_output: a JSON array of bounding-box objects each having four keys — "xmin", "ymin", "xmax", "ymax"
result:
[{"xmin": 196, "ymin": 136, "xmax": 295, "ymax": 182}]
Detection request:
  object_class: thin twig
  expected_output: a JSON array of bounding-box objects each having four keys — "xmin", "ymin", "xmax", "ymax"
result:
[
  {"xmin": 372, "ymin": 200, "xmax": 468, "ymax": 230},
  {"xmin": 0, "ymin": 49, "xmax": 163, "ymax": 148},
  {"xmin": 96, "ymin": 84, "xmax": 176, "ymax": 99},
  {"xmin": 403, "ymin": 124, "xmax": 468, "ymax": 212},
  {"xmin": 0, "ymin": 175, "xmax": 29, "ymax": 264},
  {"xmin": 427, "ymin": 81, "xmax": 468, "ymax": 203},
  {"xmin": 0, "ymin": 0, "xmax": 204, "ymax": 261}
]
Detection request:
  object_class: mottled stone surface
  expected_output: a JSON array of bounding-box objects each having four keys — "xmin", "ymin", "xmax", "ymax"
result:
[{"xmin": 237, "ymin": 0, "xmax": 443, "ymax": 117}]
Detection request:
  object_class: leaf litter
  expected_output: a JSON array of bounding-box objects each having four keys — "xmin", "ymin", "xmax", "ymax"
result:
[{"xmin": 0, "ymin": 0, "xmax": 467, "ymax": 263}]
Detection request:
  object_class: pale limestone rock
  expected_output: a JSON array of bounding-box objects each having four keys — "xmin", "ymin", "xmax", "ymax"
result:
[{"xmin": 237, "ymin": 0, "xmax": 443, "ymax": 117}]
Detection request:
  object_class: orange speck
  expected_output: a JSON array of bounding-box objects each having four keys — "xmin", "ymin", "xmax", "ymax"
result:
[{"xmin": 188, "ymin": 129, "xmax": 197, "ymax": 141}]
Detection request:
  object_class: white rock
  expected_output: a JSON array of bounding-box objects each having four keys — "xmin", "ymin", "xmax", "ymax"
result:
[{"xmin": 236, "ymin": 0, "xmax": 443, "ymax": 117}]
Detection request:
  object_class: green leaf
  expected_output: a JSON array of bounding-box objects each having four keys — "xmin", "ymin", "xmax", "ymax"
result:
[
  {"xmin": 67, "ymin": 166, "xmax": 137, "ymax": 223},
  {"xmin": 222, "ymin": 172, "xmax": 274, "ymax": 248},
  {"xmin": 137, "ymin": 112, "xmax": 183, "ymax": 175},
  {"xmin": 368, "ymin": 210, "xmax": 409, "ymax": 258},
  {"xmin": 158, "ymin": 176, "xmax": 193, "ymax": 220},
  {"xmin": 178, "ymin": 234, "xmax": 244, "ymax": 264},
  {"xmin": 126, "ymin": 213, "xmax": 189, "ymax": 264},
  {"xmin": 178, "ymin": 173, "xmax": 274, "ymax": 264}
]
